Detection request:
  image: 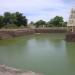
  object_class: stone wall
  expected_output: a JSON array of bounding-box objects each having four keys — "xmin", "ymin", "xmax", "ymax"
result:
[
  {"xmin": 0, "ymin": 29, "xmax": 34, "ymax": 39},
  {"xmin": 34, "ymin": 28, "xmax": 67, "ymax": 33},
  {"xmin": 0, "ymin": 28, "xmax": 67, "ymax": 40},
  {"xmin": 65, "ymin": 32, "xmax": 75, "ymax": 42},
  {"xmin": 67, "ymin": 26, "xmax": 75, "ymax": 32}
]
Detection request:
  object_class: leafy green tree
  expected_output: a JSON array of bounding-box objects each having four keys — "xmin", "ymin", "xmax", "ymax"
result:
[
  {"xmin": 2, "ymin": 12, "xmax": 27, "ymax": 27},
  {"xmin": 47, "ymin": 20, "xmax": 54, "ymax": 27},
  {"xmin": 3, "ymin": 12, "xmax": 12, "ymax": 25},
  {"xmin": 48, "ymin": 16, "xmax": 64, "ymax": 27},
  {"xmin": 15, "ymin": 12, "xmax": 27, "ymax": 27},
  {"xmin": 9, "ymin": 13, "xmax": 17, "ymax": 24},
  {"xmin": 63, "ymin": 22, "xmax": 67, "ymax": 27},
  {"xmin": 0, "ymin": 16, "xmax": 4, "ymax": 28},
  {"xmin": 34, "ymin": 20, "xmax": 46, "ymax": 28}
]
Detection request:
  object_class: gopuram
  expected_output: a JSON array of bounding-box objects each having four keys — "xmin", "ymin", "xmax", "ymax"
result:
[
  {"xmin": 66, "ymin": 8, "xmax": 75, "ymax": 42},
  {"xmin": 67, "ymin": 8, "xmax": 75, "ymax": 32}
]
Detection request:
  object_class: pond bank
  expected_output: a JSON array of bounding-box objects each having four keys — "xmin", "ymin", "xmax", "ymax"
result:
[
  {"xmin": 65, "ymin": 32, "xmax": 75, "ymax": 42},
  {"xmin": 0, "ymin": 28, "xmax": 67, "ymax": 40},
  {"xmin": 0, "ymin": 65, "xmax": 43, "ymax": 75}
]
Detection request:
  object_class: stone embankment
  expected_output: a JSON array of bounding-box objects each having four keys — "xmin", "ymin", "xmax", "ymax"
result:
[
  {"xmin": 0, "ymin": 65, "xmax": 43, "ymax": 75},
  {"xmin": 65, "ymin": 32, "xmax": 75, "ymax": 42},
  {"xmin": 0, "ymin": 28, "xmax": 67, "ymax": 39},
  {"xmin": 0, "ymin": 29, "xmax": 34, "ymax": 39}
]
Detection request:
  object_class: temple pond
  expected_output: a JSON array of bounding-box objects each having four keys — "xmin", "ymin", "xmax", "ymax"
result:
[{"xmin": 0, "ymin": 33, "xmax": 75, "ymax": 75}]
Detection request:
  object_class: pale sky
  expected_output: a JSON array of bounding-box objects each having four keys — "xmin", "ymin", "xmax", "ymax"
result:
[{"xmin": 0, "ymin": 0, "xmax": 75, "ymax": 22}]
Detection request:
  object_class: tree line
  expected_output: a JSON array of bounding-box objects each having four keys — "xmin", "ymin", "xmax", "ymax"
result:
[
  {"xmin": 0, "ymin": 12, "xmax": 67, "ymax": 28},
  {"xmin": 30, "ymin": 16, "xmax": 67, "ymax": 28},
  {"xmin": 0, "ymin": 12, "xmax": 27, "ymax": 28}
]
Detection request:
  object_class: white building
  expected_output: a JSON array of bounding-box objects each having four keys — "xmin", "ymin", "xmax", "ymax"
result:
[{"xmin": 67, "ymin": 8, "xmax": 75, "ymax": 32}]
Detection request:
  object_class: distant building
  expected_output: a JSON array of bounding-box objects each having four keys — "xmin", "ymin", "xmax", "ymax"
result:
[
  {"xmin": 28, "ymin": 24, "xmax": 35, "ymax": 28},
  {"xmin": 67, "ymin": 8, "xmax": 75, "ymax": 32}
]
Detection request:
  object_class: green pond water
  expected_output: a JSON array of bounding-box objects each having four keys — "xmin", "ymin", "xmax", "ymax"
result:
[{"xmin": 0, "ymin": 33, "xmax": 75, "ymax": 75}]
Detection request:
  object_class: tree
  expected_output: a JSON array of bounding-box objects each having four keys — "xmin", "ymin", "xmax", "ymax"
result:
[
  {"xmin": 48, "ymin": 16, "xmax": 64, "ymax": 27},
  {"xmin": 9, "ymin": 13, "xmax": 17, "ymax": 24},
  {"xmin": 15, "ymin": 12, "xmax": 27, "ymax": 27},
  {"xmin": 3, "ymin": 12, "xmax": 12, "ymax": 25},
  {"xmin": 30, "ymin": 21, "xmax": 34, "ymax": 25},
  {"xmin": 63, "ymin": 22, "xmax": 67, "ymax": 27},
  {"xmin": 2, "ymin": 12, "xmax": 27, "ymax": 27},
  {"xmin": 34, "ymin": 20, "xmax": 46, "ymax": 28},
  {"xmin": 0, "ymin": 16, "xmax": 4, "ymax": 28},
  {"xmin": 47, "ymin": 20, "xmax": 54, "ymax": 27}
]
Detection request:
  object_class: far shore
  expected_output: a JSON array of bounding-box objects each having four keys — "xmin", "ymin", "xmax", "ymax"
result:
[{"xmin": 0, "ymin": 28, "xmax": 67, "ymax": 40}]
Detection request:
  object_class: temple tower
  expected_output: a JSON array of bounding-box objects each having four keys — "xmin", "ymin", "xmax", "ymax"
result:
[{"xmin": 67, "ymin": 8, "xmax": 75, "ymax": 32}]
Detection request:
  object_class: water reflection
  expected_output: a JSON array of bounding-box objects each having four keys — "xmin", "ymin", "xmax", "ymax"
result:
[{"xmin": 66, "ymin": 42, "xmax": 75, "ymax": 64}]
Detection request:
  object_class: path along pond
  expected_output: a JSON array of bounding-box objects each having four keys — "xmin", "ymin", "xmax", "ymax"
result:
[{"xmin": 0, "ymin": 33, "xmax": 75, "ymax": 75}]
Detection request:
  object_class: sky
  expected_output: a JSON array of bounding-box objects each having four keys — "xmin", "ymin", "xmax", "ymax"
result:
[{"xmin": 0, "ymin": 0, "xmax": 75, "ymax": 23}]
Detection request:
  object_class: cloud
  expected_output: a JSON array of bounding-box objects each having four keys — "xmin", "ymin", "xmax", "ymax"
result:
[{"xmin": 0, "ymin": 0, "xmax": 74, "ymax": 22}]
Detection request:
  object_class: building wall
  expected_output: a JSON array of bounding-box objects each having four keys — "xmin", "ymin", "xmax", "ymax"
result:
[{"xmin": 67, "ymin": 26, "xmax": 75, "ymax": 32}]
